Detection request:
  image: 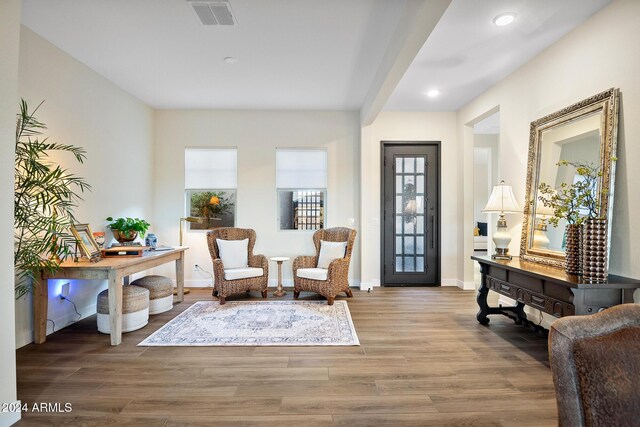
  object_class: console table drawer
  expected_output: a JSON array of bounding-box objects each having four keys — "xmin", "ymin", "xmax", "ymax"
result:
[{"xmin": 487, "ymin": 275, "xmax": 576, "ymax": 317}]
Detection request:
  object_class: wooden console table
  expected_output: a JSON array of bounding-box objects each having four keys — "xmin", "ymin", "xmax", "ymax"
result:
[
  {"xmin": 472, "ymin": 255, "xmax": 640, "ymax": 328},
  {"xmin": 34, "ymin": 247, "xmax": 187, "ymax": 345}
]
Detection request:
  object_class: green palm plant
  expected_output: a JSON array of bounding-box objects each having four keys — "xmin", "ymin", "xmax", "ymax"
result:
[{"xmin": 14, "ymin": 99, "xmax": 91, "ymax": 298}]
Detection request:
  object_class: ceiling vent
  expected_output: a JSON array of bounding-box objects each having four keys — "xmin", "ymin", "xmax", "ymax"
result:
[{"xmin": 188, "ymin": 0, "xmax": 236, "ymax": 26}]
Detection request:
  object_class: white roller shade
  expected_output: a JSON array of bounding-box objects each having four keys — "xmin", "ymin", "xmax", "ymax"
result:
[
  {"xmin": 276, "ymin": 149, "xmax": 327, "ymax": 189},
  {"xmin": 185, "ymin": 148, "xmax": 237, "ymax": 189}
]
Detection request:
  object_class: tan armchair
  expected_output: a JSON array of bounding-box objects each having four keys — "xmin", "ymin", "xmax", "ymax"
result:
[
  {"xmin": 206, "ymin": 228, "xmax": 268, "ymax": 305},
  {"xmin": 292, "ymin": 227, "xmax": 356, "ymax": 305},
  {"xmin": 549, "ymin": 303, "xmax": 640, "ymax": 427}
]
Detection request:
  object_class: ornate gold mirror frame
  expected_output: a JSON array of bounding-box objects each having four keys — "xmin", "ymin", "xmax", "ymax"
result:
[{"xmin": 520, "ymin": 88, "xmax": 619, "ymax": 267}]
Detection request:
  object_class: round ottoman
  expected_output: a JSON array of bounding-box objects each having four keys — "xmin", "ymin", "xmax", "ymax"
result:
[
  {"xmin": 96, "ymin": 285, "xmax": 149, "ymax": 334},
  {"xmin": 130, "ymin": 275, "xmax": 174, "ymax": 315}
]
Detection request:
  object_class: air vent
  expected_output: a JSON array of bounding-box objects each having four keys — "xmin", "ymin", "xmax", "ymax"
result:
[{"xmin": 187, "ymin": 0, "xmax": 237, "ymax": 26}]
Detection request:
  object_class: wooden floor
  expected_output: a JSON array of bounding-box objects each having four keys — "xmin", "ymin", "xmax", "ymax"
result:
[{"xmin": 15, "ymin": 287, "xmax": 558, "ymax": 426}]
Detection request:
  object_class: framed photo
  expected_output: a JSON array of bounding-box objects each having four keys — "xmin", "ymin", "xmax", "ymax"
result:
[{"xmin": 70, "ymin": 224, "xmax": 101, "ymax": 260}]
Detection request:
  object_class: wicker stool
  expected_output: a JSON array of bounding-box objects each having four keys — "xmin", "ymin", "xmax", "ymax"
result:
[
  {"xmin": 130, "ymin": 275, "xmax": 174, "ymax": 315},
  {"xmin": 96, "ymin": 285, "xmax": 149, "ymax": 334}
]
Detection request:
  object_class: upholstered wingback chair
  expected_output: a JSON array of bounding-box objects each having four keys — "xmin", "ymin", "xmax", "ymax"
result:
[
  {"xmin": 206, "ymin": 228, "xmax": 268, "ymax": 304},
  {"xmin": 292, "ymin": 227, "xmax": 356, "ymax": 305},
  {"xmin": 549, "ymin": 303, "xmax": 640, "ymax": 427}
]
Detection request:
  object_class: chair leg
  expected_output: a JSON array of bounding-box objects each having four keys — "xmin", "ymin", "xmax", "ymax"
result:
[
  {"xmin": 219, "ymin": 296, "xmax": 226, "ymax": 305},
  {"xmin": 293, "ymin": 291, "xmax": 300, "ymax": 299},
  {"xmin": 262, "ymin": 290, "xmax": 268, "ymax": 298},
  {"xmin": 345, "ymin": 289, "xmax": 353, "ymax": 298},
  {"xmin": 327, "ymin": 296, "xmax": 335, "ymax": 305}
]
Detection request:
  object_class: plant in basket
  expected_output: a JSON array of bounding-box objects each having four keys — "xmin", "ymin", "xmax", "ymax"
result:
[{"xmin": 106, "ymin": 217, "xmax": 151, "ymax": 244}]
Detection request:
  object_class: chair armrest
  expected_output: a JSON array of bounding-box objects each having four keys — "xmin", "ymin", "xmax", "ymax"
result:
[
  {"xmin": 249, "ymin": 254, "xmax": 268, "ymax": 274},
  {"xmin": 327, "ymin": 257, "xmax": 351, "ymax": 282},
  {"xmin": 293, "ymin": 255, "xmax": 317, "ymax": 273},
  {"xmin": 212, "ymin": 258, "xmax": 225, "ymax": 280}
]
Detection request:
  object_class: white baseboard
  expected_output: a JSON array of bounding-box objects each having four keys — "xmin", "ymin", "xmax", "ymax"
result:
[
  {"xmin": 0, "ymin": 402, "xmax": 21, "ymax": 425},
  {"xmin": 441, "ymin": 279, "xmax": 457, "ymax": 287},
  {"xmin": 184, "ymin": 279, "xmax": 213, "ymax": 288}
]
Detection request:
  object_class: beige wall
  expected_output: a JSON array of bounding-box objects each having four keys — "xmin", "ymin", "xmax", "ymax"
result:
[
  {"xmin": 359, "ymin": 112, "xmax": 463, "ymax": 288},
  {"xmin": 457, "ymin": 0, "xmax": 640, "ymax": 305},
  {"xmin": 15, "ymin": 28, "xmax": 155, "ymax": 347},
  {"xmin": 0, "ymin": 1, "xmax": 22, "ymax": 423},
  {"xmin": 153, "ymin": 110, "xmax": 360, "ymax": 288}
]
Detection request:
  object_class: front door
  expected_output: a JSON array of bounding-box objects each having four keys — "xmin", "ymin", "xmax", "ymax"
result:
[{"xmin": 382, "ymin": 143, "xmax": 440, "ymax": 286}]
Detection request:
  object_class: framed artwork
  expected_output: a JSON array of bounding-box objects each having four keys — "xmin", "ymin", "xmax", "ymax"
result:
[{"xmin": 70, "ymin": 224, "xmax": 101, "ymax": 260}]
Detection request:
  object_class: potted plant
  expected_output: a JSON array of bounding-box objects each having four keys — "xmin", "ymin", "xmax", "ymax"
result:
[
  {"xmin": 538, "ymin": 160, "xmax": 609, "ymax": 278},
  {"xmin": 14, "ymin": 100, "xmax": 91, "ymax": 298},
  {"xmin": 106, "ymin": 217, "xmax": 151, "ymax": 244}
]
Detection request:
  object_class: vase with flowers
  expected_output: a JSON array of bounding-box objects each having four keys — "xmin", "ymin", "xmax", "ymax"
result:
[{"xmin": 538, "ymin": 160, "xmax": 611, "ymax": 280}]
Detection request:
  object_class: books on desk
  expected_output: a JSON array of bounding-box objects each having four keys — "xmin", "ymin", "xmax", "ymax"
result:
[
  {"xmin": 102, "ymin": 246, "xmax": 149, "ymax": 257},
  {"xmin": 151, "ymin": 245, "xmax": 174, "ymax": 251}
]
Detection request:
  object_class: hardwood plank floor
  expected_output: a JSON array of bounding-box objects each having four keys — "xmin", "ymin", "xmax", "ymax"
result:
[{"xmin": 15, "ymin": 287, "xmax": 557, "ymax": 426}]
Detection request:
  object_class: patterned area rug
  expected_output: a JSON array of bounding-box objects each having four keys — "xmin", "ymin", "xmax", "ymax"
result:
[{"xmin": 138, "ymin": 300, "xmax": 359, "ymax": 346}]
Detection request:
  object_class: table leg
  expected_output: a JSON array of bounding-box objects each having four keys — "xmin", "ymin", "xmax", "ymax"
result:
[
  {"xmin": 108, "ymin": 270, "xmax": 123, "ymax": 345},
  {"xmin": 176, "ymin": 251, "xmax": 184, "ymax": 302},
  {"xmin": 33, "ymin": 272, "xmax": 49, "ymax": 344},
  {"xmin": 273, "ymin": 261, "xmax": 287, "ymax": 297}
]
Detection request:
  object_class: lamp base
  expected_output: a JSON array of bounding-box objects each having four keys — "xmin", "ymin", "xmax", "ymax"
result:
[{"xmin": 491, "ymin": 248, "xmax": 512, "ymax": 260}]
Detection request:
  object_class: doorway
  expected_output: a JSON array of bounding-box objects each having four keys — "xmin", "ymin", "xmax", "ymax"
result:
[{"xmin": 381, "ymin": 142, "xmax": 440, "ymax": 286}]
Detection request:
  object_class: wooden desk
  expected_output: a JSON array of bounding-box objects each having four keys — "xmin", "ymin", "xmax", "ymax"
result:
[
  {"xmin": 34, "ymin": 247, "xmax": 187, "ymax": 345},
  {"xmin": 472, "ymin": 255, "xmax": 640, "ymax": 329}
]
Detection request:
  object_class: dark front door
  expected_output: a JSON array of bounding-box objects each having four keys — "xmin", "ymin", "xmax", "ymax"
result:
[{"xmin": 382, "ymin": 143, "xmax": 440, "ymax": 286}]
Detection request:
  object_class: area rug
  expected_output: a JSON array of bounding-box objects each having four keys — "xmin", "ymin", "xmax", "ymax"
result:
[{"xmin": 138, "ymin": 300, "xmax": 359, "ymax": 346}]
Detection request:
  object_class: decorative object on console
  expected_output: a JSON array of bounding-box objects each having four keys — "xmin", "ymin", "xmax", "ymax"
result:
[
  {"xmin": 14, "ymin": 99, "xmax": 91, "ymax": 298},
  {"xmin": 145, "ymin": 233, "xmax": 158, "ymax": 248},
  {"xmin": 538, "ymin": 160, "xmax": 612, "ymax": 279},
  {"xmin": 70, "ymin": 224, "xmax": 102, "ymax": 261},
  {"xmin": 482, "ymin": 181, "xmax": 520, "ymax": 260},
  {"xmin": 92, "ymin": 231, "xmax": 105, "ymax": 248},
  {"xmin": 582, "ymin": 218, "xmax": 608, "ymax": 283},
  {"xmin": 106, "ymin": 216, "xmax": 151, "ymax": 244}
]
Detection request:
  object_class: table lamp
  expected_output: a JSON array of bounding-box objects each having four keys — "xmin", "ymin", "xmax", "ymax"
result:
[
  {"xmin": 482, "ymin": 181, "xmax": 521, "ymax": 260},
  {"xmin": 177, "ymin": 216, "xmax": 203, "ymax": 295}
]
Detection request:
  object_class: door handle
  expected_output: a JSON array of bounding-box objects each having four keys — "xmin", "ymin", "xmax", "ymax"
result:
[{"xmin": 430, "ymin": 214, "xmax": 435, "ymax": 249}]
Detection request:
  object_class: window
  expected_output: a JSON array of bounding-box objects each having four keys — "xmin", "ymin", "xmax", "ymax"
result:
[
  {"xmin": 276, "ymin": 149, "xmax": 327, "ymax": 230},
  {"xmin": 185, "ymin": 148, "xmax": 237, "ymax": 229}
]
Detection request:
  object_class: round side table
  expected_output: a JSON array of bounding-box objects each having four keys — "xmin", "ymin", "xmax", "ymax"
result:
[{"xmin": 270, "ymin": 257, "xmax": 290, "ymax": 297}]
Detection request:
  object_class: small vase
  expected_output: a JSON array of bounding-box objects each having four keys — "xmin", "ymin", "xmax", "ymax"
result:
[
  {"xmin": 565, "ymin": 224, "xmax": 582, "ymax": 276},
  {"xmin": 582, "ymin": 218, "xmax": 608, "ymax": 283}
]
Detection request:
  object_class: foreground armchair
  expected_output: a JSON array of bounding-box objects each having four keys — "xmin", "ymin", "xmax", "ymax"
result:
[
  {"xmin": 206, "ymin": 228, "xmax": 268, "ymax": 304},
  {"xmin": 549, "ymin": 303, "xmax": 640, "ymax": 427},
  {"xmin": 293, "ymin": 227, "xmax": 356, "ymax": 305}
]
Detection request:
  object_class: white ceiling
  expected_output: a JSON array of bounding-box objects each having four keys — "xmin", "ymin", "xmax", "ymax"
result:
[
  {"xmin": 384, "ymin": 0, "xmax": 612, "ymax": 111},
  {"xmin": 21, "ymin": 0, "xmax": 613, "ymax": 113},
  {"xmin": 21, "ymin": 0, "xmax": 407, "ymax": 110}
]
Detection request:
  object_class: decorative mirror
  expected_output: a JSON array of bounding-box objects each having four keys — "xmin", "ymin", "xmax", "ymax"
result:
[{"xmin": 520, "ymin": 88, "xmax": 619, "ymax": 267}]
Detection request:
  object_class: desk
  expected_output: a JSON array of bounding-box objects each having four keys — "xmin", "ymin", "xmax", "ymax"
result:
[
  {"xmin": 34, "ymin": 247, "xmax": 187, "ymax": 345},
  {"xmin": 472, "ymin": 255, "xmax": 640, "ymax": 329}
]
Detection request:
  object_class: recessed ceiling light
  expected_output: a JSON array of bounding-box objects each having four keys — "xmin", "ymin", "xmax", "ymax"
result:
[
  {"xmin": 425, "ymin": 89, "xmax": 440, "ymax": 98},
  {"xmin": 493, "ymin": 13, "xmax": 516, "ymax": 27},
  {"xmin": 224, "ymin": 57, "xmax": 238, "ymax": 64}
]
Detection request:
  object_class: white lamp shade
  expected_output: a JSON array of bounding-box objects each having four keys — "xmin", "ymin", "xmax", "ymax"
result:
[{"xmin": 483, "ymin": 182, "xmax": 520, "ymax": 213}]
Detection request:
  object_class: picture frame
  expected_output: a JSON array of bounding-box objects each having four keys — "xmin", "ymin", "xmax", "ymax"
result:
[{"xmin": 70, "ymin": 224, "xmax": 101, "ymax": 260}]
